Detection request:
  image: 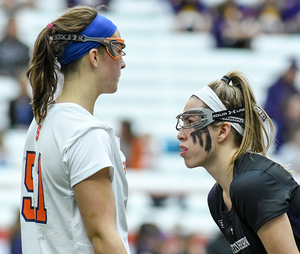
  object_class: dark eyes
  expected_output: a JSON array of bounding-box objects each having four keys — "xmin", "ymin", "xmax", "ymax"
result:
[{"xmin": 183, "ymin": 116, "xmax": 197, "ymax": 125}]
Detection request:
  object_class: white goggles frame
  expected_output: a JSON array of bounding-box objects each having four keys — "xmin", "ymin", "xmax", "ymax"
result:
[{"xmin": 176, "ymin": 107, "xmax": 245, "ymax": 131}]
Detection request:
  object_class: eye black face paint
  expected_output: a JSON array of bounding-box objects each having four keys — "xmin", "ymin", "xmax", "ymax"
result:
[{"xmin": 191, "ymin": 127, "xmax": 212, "ymax": 152}]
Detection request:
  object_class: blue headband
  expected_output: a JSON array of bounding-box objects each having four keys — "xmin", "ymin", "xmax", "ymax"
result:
[{"xmin": 59, "ymin": 13, "xmax": 117, "ymax": 66}]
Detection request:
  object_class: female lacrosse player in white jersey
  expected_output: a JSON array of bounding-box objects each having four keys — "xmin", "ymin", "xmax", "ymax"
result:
[
  {"xmin": 176, "ymin": 71, "xmax": 300, "ymax": 254},
  {"xmin": 20, "ymin": 6, "xmax": 129, "ymax": 253}
]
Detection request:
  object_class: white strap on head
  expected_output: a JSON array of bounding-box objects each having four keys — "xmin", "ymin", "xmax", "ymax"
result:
[{"xmin": 193, "ymin": 86, "xmax": 244, "ymax": 136}]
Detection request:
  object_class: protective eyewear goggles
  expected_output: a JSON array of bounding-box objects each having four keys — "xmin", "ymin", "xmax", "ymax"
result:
[
  {"xmin": 176, "ymin": 107, "xmax": 245, "ymax": 131},
  {"xmin": 52, "ymin": 34, "xmax": 126, "ymax": 60}
]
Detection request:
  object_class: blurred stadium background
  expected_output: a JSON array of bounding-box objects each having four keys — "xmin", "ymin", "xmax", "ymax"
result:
[{"xmin": 0, "ymin": 0, "xmax": 299, "ymax": 253}]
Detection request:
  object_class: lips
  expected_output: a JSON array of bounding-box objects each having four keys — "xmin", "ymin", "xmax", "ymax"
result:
[{"xmin": 180, "ymin": 146, "xmax": 188, "ymax": 156}]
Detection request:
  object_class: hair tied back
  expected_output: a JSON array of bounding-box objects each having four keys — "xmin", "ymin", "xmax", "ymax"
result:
[
  {"xmin": 221, "ymin": 75, "xmax": 232, "ymax": 85},
  {"xmin": 47, "ymin": 23, "xmax": 54, "ymax": 30}
]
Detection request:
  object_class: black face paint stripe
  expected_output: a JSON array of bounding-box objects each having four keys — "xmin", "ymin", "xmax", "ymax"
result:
[
  {"xmin": 191, "ymin": 127, "xmax": 212, "ymax": 152},
  {"xmin": 191, "ymin": 129, "xmax": 203, "ymax": 146}
]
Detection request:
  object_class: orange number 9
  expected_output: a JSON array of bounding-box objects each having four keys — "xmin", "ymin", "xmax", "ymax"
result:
[{"xmin": 21, "ymin": 152, "xmax": 47, "ymax": 224}]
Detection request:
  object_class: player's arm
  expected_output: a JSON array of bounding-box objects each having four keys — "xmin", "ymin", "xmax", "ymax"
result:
[
  {"xmin": 74, "ymin": 167, "xmax": 127, "ymax": 254},
  {"xmin": 257, "ymin": 213, "xmax": 299, "ymax": 254}
]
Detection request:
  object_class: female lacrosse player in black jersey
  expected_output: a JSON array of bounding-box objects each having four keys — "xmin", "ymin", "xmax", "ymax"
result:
[{"xmin": 176, "ymin": 70, "xmax": 300, "ymax": 254}]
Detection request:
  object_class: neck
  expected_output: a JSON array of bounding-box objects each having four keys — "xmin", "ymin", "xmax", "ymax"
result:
[
  {"xmin": 55, "ymin": 73, "xmax": 98, "ymax": 115},
  {"xmin": 206, "ymin": 146, "xmax": 238, "ymax": 195}
]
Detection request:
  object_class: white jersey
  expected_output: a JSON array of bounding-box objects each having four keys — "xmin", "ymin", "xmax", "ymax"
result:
[{"xmin": 20, "ymin": 103, "xmax": 130, "ymax": 254}]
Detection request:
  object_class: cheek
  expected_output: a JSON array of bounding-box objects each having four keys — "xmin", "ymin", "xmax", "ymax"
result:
[
  {"xmin": 103, "ymin": 62, "xmax": 120, "ymax": 81},
  {"xmin": 110, "ymin": 62, "xmax": 121, "ymax": 78},
  {"xmin": 190, "ymin": 127, "xmax": 212, "ymax": 152}
]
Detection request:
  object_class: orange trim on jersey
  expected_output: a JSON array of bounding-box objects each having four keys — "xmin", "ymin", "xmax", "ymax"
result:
[
  {"xmin": 123, "ymin": 161, "xmax": 126, "ymax": 174},
  {"xmin": 36, "ymin": 125, "xmax": 41, "ymax": 141}
]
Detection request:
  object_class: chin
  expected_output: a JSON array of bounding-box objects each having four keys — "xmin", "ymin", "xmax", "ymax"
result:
[
  {"xmin": 112, "ymin": 86, "xmax": 118, "ymax": 93},
  {"xmin": 106, "ymin": 84, "xmax": 118, "ymax": 94},
  {"xmin": 184, "ymin": 161, "xmax": 198, "ymax": 169},
  {"xmin": 110, "ymin": 87, "xmax": 117, "ymax": 93}
]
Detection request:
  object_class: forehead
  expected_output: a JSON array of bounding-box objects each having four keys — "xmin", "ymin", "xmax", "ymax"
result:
[
  {"xmin": 110, "ymin": 29, "xmax": 121, "ymax": 39},
  {"xmin": 184, "ymin": 96, "xmax": 205, "ymax": 111}
]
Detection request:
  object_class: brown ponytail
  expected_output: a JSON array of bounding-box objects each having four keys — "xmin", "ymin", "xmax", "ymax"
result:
[
  {"xmin": 27, "ymin": 6, "xmax": 98, "ymax": 124},
  {"xmin": 208, "ymin": 70, "xmax": 274, "ymax": 163}
]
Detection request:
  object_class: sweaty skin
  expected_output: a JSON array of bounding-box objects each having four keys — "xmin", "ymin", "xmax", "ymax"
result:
[{"xmin": 190, "ymin": 127, "xmax": 212, "ymax": 152}]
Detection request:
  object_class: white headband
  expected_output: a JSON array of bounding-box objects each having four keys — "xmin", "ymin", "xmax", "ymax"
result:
[{"xmin": 193, "ymin": 86, "xmax": 244, "ymax": 136}]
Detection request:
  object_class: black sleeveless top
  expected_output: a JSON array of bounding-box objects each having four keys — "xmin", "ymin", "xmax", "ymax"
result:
[{"xmin": 208, "ymin": 153, "xmax": 300, "ymax": 253}]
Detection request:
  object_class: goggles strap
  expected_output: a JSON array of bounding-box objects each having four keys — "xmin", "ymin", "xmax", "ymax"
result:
[
  {"xmin": 57, "ymin": 13, "xmax": 117, "ymax": 66},
  {"xmin": 212, "ymin": 107, "xmax": 245, "ymax": 124},
  {"xmin": 193, "ymin": 86, "xmax": 244, "ymax": 136},
  {"xmin": 52, "ymin": 34, "xmax": 86, "ymax": 42},
  {"xmin": 254, "ymin": 105, "xmax": 267, "ymax": 122}
]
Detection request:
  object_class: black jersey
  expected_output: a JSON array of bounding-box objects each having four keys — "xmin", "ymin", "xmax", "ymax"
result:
[{"xmin": 208, "ymin": 153, "xmax": 300, "ymax": 254}]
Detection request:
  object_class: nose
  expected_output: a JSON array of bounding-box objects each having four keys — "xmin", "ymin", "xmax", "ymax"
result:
[
  {"xmin": 120, "ymin": 58, "xmax": 126, "ymax": 69},
  {"xmin": 177, "ymin": 129, "xmax": 187, "ymax": 141}
]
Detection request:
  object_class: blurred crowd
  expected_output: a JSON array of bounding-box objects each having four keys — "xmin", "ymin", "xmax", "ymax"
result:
[
  {"xmin": 0, "ymin": 0, "xmax": 299, "ymax": 253},
  {"xmin": 130, "ymin": 223, "xmax": 208, "ymax": 254},
  {"xmin": 167, "ymin": 0, "xmax": 300, "ymax": 49}
]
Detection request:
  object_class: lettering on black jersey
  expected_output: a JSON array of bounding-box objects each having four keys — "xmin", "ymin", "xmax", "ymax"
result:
[
  {"xmin": 230, "ymin": 236, "xmax": 250, "ymax": 253},
  {"xmin": 218, "ymin": 219, "xmax": 225, "ymax": 229}
]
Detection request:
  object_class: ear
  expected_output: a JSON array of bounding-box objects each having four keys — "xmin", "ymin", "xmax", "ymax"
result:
[
  {"xmin": 88, "ymin": 48, "xmax": 99, "ymax": 68},
  {"xmin": 218, "ymin": 122, "xmax": 232, "ymax": 143}
]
